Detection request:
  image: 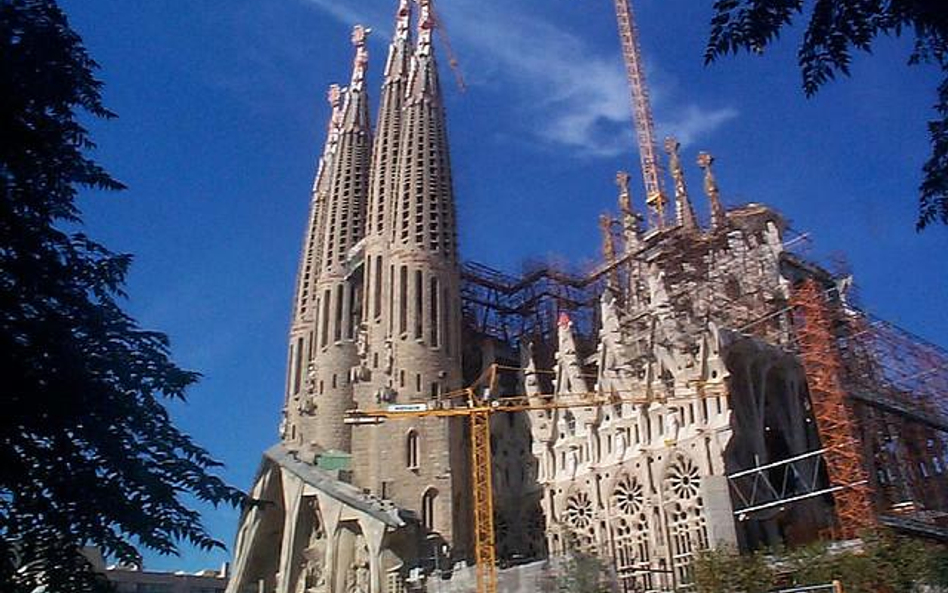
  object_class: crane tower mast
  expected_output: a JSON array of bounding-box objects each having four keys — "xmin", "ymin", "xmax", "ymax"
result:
[{"xmin": 613, "ymin": 0, "xmax": 667, "ymax": 228}]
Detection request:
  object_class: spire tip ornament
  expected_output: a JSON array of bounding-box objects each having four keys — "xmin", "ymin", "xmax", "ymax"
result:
[
  {"xmin": 664, "ymin": 136, "xmax": 697, "ymax": 231},
  {"xmin": 697, "ymin": 151, "xmax": 726, "ymax": 230}
]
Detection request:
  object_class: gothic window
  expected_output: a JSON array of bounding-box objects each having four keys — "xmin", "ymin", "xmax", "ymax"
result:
[
  {"xmin": 663, "ymin": 454, "xmax": 708, "ymax": 588},
  {"xmin": 347, "ymin": 283, "xmax": 358, "ymax": 340},
  {"xmin": 565, "ymin": 492, "xmax": 593, "ymax": 530},
  {"xmin": 443, "ymin": 287, "xmax": 452, "ymax": 356},
  {"xmin": 564, "ymin": 491, "xmax": 596, "ymax": 551},
  {"xmin": 373, "ymin": 255, "xmax": 383, "ymax": 319},
  {"xmin": 292, "ymin": 337, "xmax": 303, "ymax": 394},
  {"xmin": 320, "ymin": 289, "xmax": 331, "ymax": 347},
  {"xmin": 407, "ymin": 430, "xmax": 420, "ymax": 470},
  {"xmin": 613, "ymin": 475, "xmax": 644, "ymax": 516},
  {"xmin": 333, "ymin": 284, "xmax": 343, "ymax": 342},
  {"xmin": 414, "ymin": 270, "xmax": 423, "ymax": 340},
  {"xmin": 399, "ymin": 266, "xmax": 408, "ymax": 336},
  {"xmin": 429, "ymin": 276, "xmax": 440, "ymax": 347},
  {"xmin": 611, "ymin": 475, "xmax": 650, "ymax": 592},
  {"xmin": 422, "ymin": 488, "xmax": 437, "ymax": 530}
]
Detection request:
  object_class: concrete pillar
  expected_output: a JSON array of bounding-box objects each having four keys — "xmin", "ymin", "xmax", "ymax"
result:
[
  {"xmin": 315, "ymin": 491, "xmax": 343, "ymax": 593},
  {"xmin": 357, "ymin": 515, "xmax": 388, "ymax": 593},
  {"xmin": 277, "ymin": 469, "xmax": 305, "ymax": 593},
  {"xmin": 701, "ymin": 475, "xmax": 739, "ymax": 548},
  {"xmin": 227, "ymin": 468, "xmax": 275, "ymax": 593}
]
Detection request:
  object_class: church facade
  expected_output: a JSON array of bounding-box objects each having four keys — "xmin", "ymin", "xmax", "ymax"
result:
[{"xmin": 226, "ymin": 1, "xmax": 948, "ymax": 593}]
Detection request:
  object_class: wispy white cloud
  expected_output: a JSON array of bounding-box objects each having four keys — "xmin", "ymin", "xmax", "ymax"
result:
[
  {"xmin": 658, "ymin": 105, "xmax": 739, "ymax": 149},
  {"xmin": 301, "ymin": 0, "xmax": 378, "ymax": 31},
  {"xmin": 299, "ymin": 0, "xmax": 737, "ymax": 157}
]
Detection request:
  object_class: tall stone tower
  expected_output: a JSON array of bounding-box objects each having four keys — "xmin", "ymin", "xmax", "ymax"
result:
[
  {"xmin": 228, "ymin": 5, "xmax": 469, "ymax": 592},
  {"xmin": 283, "ymin": 27, "xmax": 372, "ymax": 458},
  {"xmin": 351, "ymin": 0, "xmax": 467, "ymax": 548}
]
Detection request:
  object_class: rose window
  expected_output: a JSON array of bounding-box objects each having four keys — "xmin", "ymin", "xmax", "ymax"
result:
[
  {"xmin": 612, "ymin": 476, "xmax": 644, "ymax": 516},
  {"xmin": 667, "ymin": 455, "xmax": 701, "ymax": 501},
  {"xmin": 565, "ymin": 492, "xmax": 594, "ymax": 529}
]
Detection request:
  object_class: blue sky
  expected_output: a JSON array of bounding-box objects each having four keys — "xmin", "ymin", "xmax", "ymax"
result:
[{"xmin": 61, "ymin": 0, "xmax": 947, "ymax": 573}]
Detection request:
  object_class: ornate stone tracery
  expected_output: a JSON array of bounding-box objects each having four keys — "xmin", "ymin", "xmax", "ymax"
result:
[{"xmin": 664, "ymin": 454, "xmax": 708, "ymax": 587}]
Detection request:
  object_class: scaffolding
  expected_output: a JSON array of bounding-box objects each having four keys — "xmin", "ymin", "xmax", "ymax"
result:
[
  {"xmin": 460, "ymin": 261, "xmax": 603, "ymax": 348},
  {"xmin": 460, "ymin": 207, "xmax": 948, "ymax": 543},
  {"xmin": 782, "ymin": 278, "xmax": 948, "ymax": 539},
  {"xmin": 791, "ymin": 279, "xmax": 876, "ymax": 539}
]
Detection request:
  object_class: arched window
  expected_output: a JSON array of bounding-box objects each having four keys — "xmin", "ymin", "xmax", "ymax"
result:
[
  {"xmin": 663, "ymin": 454, "xmax": 708, "ymax": 587},
  {"xmin": 406, "ymin": 430, "xmax": 420, "ymax": 470},
  {"xmin": 422, "ymin": 488, "xmax": 438, "ymax": 530}
]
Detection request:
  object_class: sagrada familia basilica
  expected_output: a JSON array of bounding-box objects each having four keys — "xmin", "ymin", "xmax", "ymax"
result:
[{"xmin": 226, "ymin": 1, "xmax": 948, "ymax": 592}]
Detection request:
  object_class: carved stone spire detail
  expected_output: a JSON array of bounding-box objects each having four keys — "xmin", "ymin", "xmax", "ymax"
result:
[
  {"xmin": 599, "ymin": 214, "xmax": 620, "ymax": 295},
  {"xmin": 697, "ymin": 152, "xmax": 726, "ymax": 230},
  {"xmin": 664, "ymin": 137, "xmax": 698, "ymax": 231},
  {"xmin": 616, "ymin": 171, "xmax": 642, "ymax": 255}
]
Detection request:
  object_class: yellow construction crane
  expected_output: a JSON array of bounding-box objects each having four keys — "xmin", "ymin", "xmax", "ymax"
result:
[
  {"xmin": 427, "ymin": 0, "xmax": 466, "ymax": 92},
  {"xmin": 347, "ymin": 398, "xmax": 498, "ymax": 593},
  {"xmin": 344, "ymin": 364, "xmax": 703, "ymax": 593},
  {"xmin": 612, "ymin": 0, "xmax": 668, "ymax": 229}
]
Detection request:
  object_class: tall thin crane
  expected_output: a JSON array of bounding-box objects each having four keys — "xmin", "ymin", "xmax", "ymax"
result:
[{"xmin": 613, "ymin": 0, "xmax": 667, "ymax": 229}]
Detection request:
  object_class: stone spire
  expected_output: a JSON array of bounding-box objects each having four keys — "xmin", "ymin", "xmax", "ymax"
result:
[
  {"xmin": 697, "ymin": 151, "xmax": 726, "ymax": 230},
  {"xmin": 664, "ymin": 137, "xmax": 698, "ymax": 231},
  {"xmin": 616, "ymin": 171, "xmax": 642, "ymax": 255},
  {"xmin": 285, "ymin": 26, "xmax": 373, "ymax": 457},
  {"xmin": 599, "ymin": 214, "xmax": 620, "ymax": 294},
  {"xmin": 361, "ymin": 1, "xmax": 414, "ymax": 377},
  {"xmin": 282, "ymin": 84, "xmax": 345, "ymax": 446},
  {"xmin": 391, "ymin": 0, "xmax": 457, "ymax": 258},
  {"xmin": 367, "ymin": 0, "xmax": 412, "ymax": 241},
  {"xmin": 351, "ymin": 0, "xmax": 466, "ymax": 548},
  {"xmin": 292, "ymin": 85, "xmax": 345, "ymax": 326},
  {"xmin": 318, "ymin": 25, "xmax": 372, "ymax": 275}
]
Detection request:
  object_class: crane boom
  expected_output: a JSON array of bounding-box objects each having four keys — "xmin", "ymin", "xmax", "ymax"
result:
[{"xmin": 613, "ymin": 0, "xmax": 667, "ymax": 228}]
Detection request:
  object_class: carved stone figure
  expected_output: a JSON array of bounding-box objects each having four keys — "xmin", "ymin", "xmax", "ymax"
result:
[
  {"xmin": 298, "ymin": 515, "xmax": 327, "ymax": 593},
  {"xmin": 566, "ymin": 447, "xmax": 579, "ymax": 479},
  {"xmin": 346, "ymin": 538, "xmax": 370, "ymax": 593},
  {"xmin": 664, "ymin": 408, "xmax": 681, "ymax": 447},
  {"xmin": 598, "ymin": 289, "xmax": 631, "ymax": 383},
  {"xmin": 697, "ymin": 151, "xmax": 726, "ymax": 228},
  {"xmin": 555, "ymin": 313, "xmax": 585, "ymax": 395},
  {"xmin": 383, "ymin": 337, "xmax": 394, "ymax": 376},
  {"xmin": 305, "ymin": 362, "xmax": 317, "ymax": 398},
  {"xmin": 615, "ymin": 430, "xmax": 627, "ymax": 459},
  {"xmin": 351, "ymin": 325, "xmax": 370, "ymax": 382},
  {"xmin": 298, "ymin": 558, "xmax": 326, "ymax": 593},
  {"xmin": 521, "ymin": 341, "xmax": 543, "ymax": 399}
]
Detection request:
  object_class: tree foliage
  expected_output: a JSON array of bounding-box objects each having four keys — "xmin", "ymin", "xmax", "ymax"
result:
[
  {"xmin": 0, "ymin": 1, "xmax": 244, "ymax": 590},
  {"xmin": 543, "ymin": 533, "xmax": 615, "ymax": 593},
  {"xmin": 704, "ymin": 0, "xmax": 948, "ymax": 229},
  {"xmin": 694, "ymin": 530, "xmax": 948, "ymax": 593},
  {"xmin": 552, "ymin": 550, "xmax": 613, "ymax": 593}
]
